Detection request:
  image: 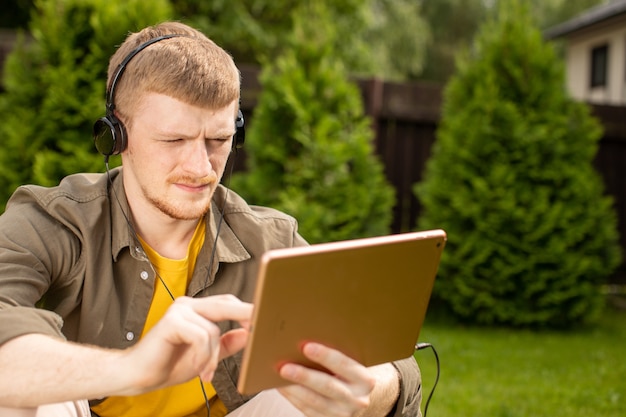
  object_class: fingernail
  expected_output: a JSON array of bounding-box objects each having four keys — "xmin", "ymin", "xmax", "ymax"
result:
[
  {"xmin": 304, "ymin": 342, "xmax": 321, "ymax": 356},
  {"xmin": 280, "ymin": 364, "xmax": 297, "ymax": 379}
]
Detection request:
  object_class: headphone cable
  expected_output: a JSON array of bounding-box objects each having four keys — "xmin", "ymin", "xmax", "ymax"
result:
[
  {"xmin": 415, "ymin": 342, "xmax": 440, "ymax": 417},
  {"xmin": 105, "ymin": 154, "xmax": 236, "ymax": 417}
]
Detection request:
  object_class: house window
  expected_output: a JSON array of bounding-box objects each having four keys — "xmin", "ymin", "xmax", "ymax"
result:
[{"xmin": 590, "ymin": 44, "xmax": 609, "ymax": 88}]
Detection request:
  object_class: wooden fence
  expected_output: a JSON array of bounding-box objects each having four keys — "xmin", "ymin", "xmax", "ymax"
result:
[{"xmin": 240, "ymin": 66, "xmax": 626, "ymax": 285}]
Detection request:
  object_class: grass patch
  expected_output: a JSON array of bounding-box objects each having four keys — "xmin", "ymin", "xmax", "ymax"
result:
[{"xmin": 415, "ymin": 304, "xmax": 626, "ymax": 417}]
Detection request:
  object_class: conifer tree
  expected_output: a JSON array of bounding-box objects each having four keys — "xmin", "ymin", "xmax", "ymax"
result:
[
  {"xmin": 0, "ymin": 0, "xmax": 172, "ymax": 210},
  {"xmin": 415, "ymin": 0, "xmax": 621, "ymax": 327},
  {"xmin": 232, "ymin": 3, "xmax": 394, "ymax": 244}
]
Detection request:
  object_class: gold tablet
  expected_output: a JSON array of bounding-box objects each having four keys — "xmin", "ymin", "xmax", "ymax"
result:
[{"xmin": 237, "ymin": 229, "xmax": 447, "ymax": 395}]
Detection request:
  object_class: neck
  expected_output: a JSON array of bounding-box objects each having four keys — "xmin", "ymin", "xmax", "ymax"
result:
[
  {"xmin": 135, "ymin": 216, "xmax": 201, "ymax": 260},
  {"xmin": 125, "ymin": 195, "xmax": 203, "ymax": 259}
]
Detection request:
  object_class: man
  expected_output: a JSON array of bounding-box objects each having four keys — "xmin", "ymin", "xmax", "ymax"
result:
[{"xmin": 0, "ymin": 21, "xmax": 422, "ymax": 416}]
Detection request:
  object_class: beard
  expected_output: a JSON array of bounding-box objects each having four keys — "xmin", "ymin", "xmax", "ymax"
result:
[{"xmin": 141, "ymin": 175, "xmax": 217, "ymax": 220}]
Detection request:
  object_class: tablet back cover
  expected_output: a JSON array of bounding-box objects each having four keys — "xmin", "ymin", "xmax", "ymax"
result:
[{"xmin": 237, "ymin": 229, "xmax": 446, "ymax": 395}]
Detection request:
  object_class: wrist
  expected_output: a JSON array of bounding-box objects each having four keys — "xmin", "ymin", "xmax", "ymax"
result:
[
  {"xmin": 359, "ymin": 363, "xmax": 400, "ymax": 417},
  {"xmin": 99, "ymin": 346, "xmax": 149, "ymax": 397}
]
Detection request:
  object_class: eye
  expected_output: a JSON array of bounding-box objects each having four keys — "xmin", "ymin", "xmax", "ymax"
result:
[
  {"xmin": 207, "ymin": 136, "xmax": 231, "ymax": 144},
  {"xmin": 158, "ymin": 137, "xmax": 183, "ymax": 143}
]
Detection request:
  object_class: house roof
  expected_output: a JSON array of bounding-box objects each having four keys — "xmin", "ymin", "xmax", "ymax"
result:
[{"xmin": 544, "ymin": 0, "xmax": 626, "ymax": 39}]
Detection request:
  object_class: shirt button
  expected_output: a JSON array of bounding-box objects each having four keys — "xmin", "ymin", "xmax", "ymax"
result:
[
  {"xmin": 140, "ymin": 271, "xmax": 149, "ymax": 280},
  {"xmin": 126, "ymin": 331, "xmax": 135, "ymax": 341}
]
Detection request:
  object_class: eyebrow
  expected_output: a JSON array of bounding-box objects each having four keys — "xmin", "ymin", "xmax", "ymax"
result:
[
  {"xmin": 154, "ymin": 128, "xmax": 236, "ymax": 140},
  {"xmin": 210, "ymin": 129, "xmax": 237, "ymax": 139}
]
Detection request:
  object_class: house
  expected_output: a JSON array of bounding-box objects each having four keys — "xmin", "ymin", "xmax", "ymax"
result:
[{"xmin": 545, "ymin": 0, "xmax": 626, "ymax": 105}]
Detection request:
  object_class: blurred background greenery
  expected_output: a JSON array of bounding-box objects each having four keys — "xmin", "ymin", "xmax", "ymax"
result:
[{"xmin": 0, "ymin": 0, "xmax": 610, "ymax": 83}]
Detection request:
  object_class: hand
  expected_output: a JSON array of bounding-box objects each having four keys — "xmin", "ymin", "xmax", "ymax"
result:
[
  {"xmin": 277, "ymin": 343, "xmax": 377, "ymax": 417},
  {"xmin": 121, "ymin": 295, "xmax": 252, "ymax": 394}
]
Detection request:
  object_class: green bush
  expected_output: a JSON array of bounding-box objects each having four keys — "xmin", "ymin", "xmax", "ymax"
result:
[
  {"xmin": 231, "ymin": 4, "xmax": 394, "ymax": 244},
  {"xmin": 0, "ymin": 0, "xmax": 172, "ymax": 210},
  {"xmin": 414, "ymin": 0, "xmax": 621, "ymax": 328}
]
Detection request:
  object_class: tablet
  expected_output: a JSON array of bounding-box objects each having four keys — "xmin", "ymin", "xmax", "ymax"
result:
[{"xmin": 237, "ymin": 229, "xmax": 447, "ymax": 395}]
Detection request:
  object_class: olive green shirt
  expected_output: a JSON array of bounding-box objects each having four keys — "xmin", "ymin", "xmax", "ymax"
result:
[{"xmin": 0, "ymin": 168, "xmax": 421, "ymax": 416}]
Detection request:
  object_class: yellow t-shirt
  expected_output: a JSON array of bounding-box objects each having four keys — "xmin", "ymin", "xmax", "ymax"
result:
[{"xmin": 92, "ymin": 219, "xmax": 227, "ymax": 417}]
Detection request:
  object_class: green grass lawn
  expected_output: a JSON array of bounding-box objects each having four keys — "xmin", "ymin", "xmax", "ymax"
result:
[{"xmin": 415, "ymin": 303, "xmax": 626, "ymax": 417}]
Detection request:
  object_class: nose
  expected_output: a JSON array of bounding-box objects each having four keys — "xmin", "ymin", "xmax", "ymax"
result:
[{"xmin": 182, "ymin": 139, "xmax": 212, "ymax": 177}]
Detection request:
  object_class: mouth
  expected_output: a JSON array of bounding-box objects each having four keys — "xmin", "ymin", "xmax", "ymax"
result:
[
  {"xmin": 170, "ymin": 173, "xmax": 218, "ymax": 193},
  {"xmin": 175, "ymin": 182, "xmax": 213, "ymax": 193}
]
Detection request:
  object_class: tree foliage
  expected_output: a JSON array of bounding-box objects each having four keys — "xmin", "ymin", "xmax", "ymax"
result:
[
  {"xmin": 415, "ymin": 0, "xmax": 621, "ymax": 328},
  {"xmin": 419, "ymin": 0, "xmax": 488, "ymax": 83},
  {"xmin": 0, "ymin": 0, "xmax": 172, "ymax": 210},
  {"xmin": 173, "ymin": 0, "xmax": 429, "ymax": 81},
  {"xmin": 532, "ymin": 0, "xmax": 612, "ymax": 29},
  {"xmin": 418, "ymin": 0, "xmax": 608, "ymax": 83},
  {"xmin": 231, "ymin": 3, "xmax": 395, "ymax": 244}
]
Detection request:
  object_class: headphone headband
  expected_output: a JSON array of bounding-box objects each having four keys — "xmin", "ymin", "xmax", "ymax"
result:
[{"xmin": 105, "ymin": 34, "xmax": 183, "ymax": 115}]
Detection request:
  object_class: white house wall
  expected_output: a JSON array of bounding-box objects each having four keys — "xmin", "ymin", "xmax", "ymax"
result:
[{"xmin": 562, "ymin": 16, "xmax": 626, "ymax": 105}]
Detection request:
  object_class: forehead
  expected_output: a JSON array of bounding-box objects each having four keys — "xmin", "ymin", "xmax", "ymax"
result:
[
  {"xmin": 132, "ymin": 92, "xmax": 237, "ymax": 133},
  {"xmin": 135, "ymin": 92, "xmax": 236, "ymax": 115}
]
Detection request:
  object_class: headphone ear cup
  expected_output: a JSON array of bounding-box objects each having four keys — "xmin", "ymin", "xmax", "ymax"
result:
[
  {"xmin": 93, "ymin": 115, "xmax": 127, "ymax": 157},
  {"xmin": 233, "ymin": 110, "xmax": 245, "ymax": 150}
]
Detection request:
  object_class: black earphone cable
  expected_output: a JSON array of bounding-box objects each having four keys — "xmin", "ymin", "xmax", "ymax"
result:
[
  {"xmin": 104, "ymin": 143, "xmax": 238, "ymax": 417},
  {"xmin": 415, "ymin": 342, "xmax": 440, "ymax": 417},
  {"xmin": 195, "ymin": 145, "xmax": 239, "ymax": 416},
  {"xmin": 105, "ymin": 163, "xmax": 176, "ymax": 300},
  {"xmin": 96, "ymin": 31, "xmax": 245, "ymax": 417}
]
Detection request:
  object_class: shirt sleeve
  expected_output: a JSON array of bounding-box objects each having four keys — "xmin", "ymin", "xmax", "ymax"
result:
[
  {"xmin": 0, "ymin": 306, "xmax": 65, "ymax": 346},
  {"xmin": 389, "ymin": 356, "xmax": 423, "ymax": 417},
  {"xmin": 0, "ymin": 188, "xmax": 75, "ymax": 346}
]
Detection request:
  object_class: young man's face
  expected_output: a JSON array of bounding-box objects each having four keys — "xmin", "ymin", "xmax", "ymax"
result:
[{"xmin": 122, "ymin": 92, "xmax": 237, "ymax": 221}]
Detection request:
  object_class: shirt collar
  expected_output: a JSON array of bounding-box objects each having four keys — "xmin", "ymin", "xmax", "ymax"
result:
[{"xmin": 206, "ymin": 186, "xmax": 251, "ymax": 265}]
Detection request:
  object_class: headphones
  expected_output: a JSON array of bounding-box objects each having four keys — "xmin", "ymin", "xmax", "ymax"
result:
[{"xmin": 93, "ymin": 34, "xmax": 245, "ymax": 161}]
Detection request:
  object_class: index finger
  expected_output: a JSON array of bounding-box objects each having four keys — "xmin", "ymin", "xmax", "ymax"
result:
[{"xmin": 176, "ymin": 295, "xmax": 253, "ymax": 324}]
